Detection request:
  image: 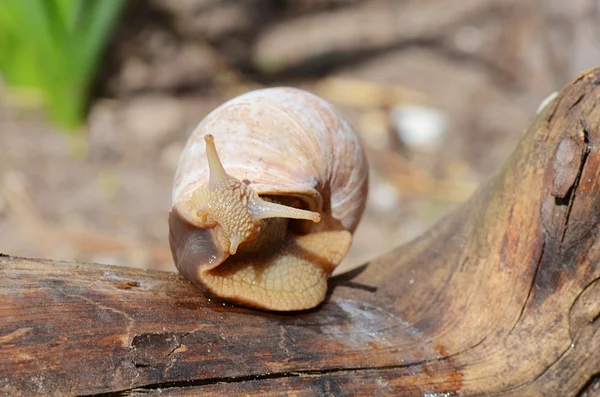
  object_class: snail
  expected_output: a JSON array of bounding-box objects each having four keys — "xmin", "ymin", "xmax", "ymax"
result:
[{"xmin": 168, "ymin": 87, "xmax": 369, "ymax": 311}]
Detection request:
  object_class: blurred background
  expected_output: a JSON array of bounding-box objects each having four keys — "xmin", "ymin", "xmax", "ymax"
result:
[{"xmin": 0, "ymin": 0, "xmax": 599, "ymax": 273}]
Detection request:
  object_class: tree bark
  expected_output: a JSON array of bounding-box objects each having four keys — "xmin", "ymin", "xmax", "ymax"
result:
[{"xmin": 3, "ymin": 69, "xmax": 600, "ymax": 396}]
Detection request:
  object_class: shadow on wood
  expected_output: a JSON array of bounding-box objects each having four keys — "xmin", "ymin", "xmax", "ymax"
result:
[{"xmin": 2, "ymin": 69, "xmax": 600, "ymax": 396}]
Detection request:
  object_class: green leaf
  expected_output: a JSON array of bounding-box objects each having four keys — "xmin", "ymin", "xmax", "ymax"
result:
[{"xmin": 0, "ymin": 0, "xmax": 125, "ymax": 131}]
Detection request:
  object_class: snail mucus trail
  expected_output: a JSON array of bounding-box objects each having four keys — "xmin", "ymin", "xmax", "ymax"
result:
[{"xmin": 170, "ymin": 134, "xmax": 352, "ymax": 310}]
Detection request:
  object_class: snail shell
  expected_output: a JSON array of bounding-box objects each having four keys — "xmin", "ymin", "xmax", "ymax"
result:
[{"xmin": 169, "ymin": 87, "xmax": 368, "ymax": 311}]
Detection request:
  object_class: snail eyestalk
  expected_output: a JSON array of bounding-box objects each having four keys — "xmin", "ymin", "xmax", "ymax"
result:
[
  {"xmin": 248, "ymin": 199, "xmax": 321, "ymax": 223},
  {"xmin": 192, "ymin": 134, "xmax": 321, "ymax": 256},
  {"xmin": 203, "ymin": 133, "xmax": 320, "ymax": 224},
  {"xmin": 204, "ymin": 134, "xmax": 230, "ymax": 188}
]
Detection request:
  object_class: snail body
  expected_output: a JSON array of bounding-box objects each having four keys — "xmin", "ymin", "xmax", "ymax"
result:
[{"xmin": 169, "ymin": 87, "xmax": 368, "ymax": 311}]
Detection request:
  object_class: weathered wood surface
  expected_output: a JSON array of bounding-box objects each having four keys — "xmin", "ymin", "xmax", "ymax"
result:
[{"xmin": 3, "ymin": 69, "xmax": 600, "ymax": 396}]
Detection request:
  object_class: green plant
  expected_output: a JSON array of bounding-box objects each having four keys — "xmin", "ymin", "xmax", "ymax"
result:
[{"xmin": 0, "ymin": 0, "xmax": 124, "ymax": 131}]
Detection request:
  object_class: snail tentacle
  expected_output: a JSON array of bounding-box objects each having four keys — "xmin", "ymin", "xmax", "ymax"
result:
[
  {"xmin": 193, "ymin": 133, "xmax": 322, "ymax": 256},
  {"xmin": 247, "ymin": 198, "xmax": 321, "ymax": 223},
  {"xmin": 204, "ymin": 134, "xmax": 230, "ymax": 188}
]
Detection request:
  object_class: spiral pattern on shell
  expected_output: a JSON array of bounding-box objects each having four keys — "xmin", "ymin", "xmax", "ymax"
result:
[{"xmin": 172, "ymin": 87, "xmax": 368, "ymax": 234}]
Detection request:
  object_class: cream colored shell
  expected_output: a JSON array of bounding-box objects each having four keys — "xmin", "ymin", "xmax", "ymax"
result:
[{"xmin": 172, "ymin": 87, "xmax": 368, "ymax": 233}]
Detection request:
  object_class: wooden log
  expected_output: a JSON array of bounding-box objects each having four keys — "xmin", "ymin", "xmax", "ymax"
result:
[{"xmin": 2, "ymin": 68, "xmax": 600, "ymax": 396}]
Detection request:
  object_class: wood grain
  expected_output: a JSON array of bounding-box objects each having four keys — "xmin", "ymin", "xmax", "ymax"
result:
[{"xmin": 3, "ymin": 68, "xmax": 600, "ymax": 396}]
